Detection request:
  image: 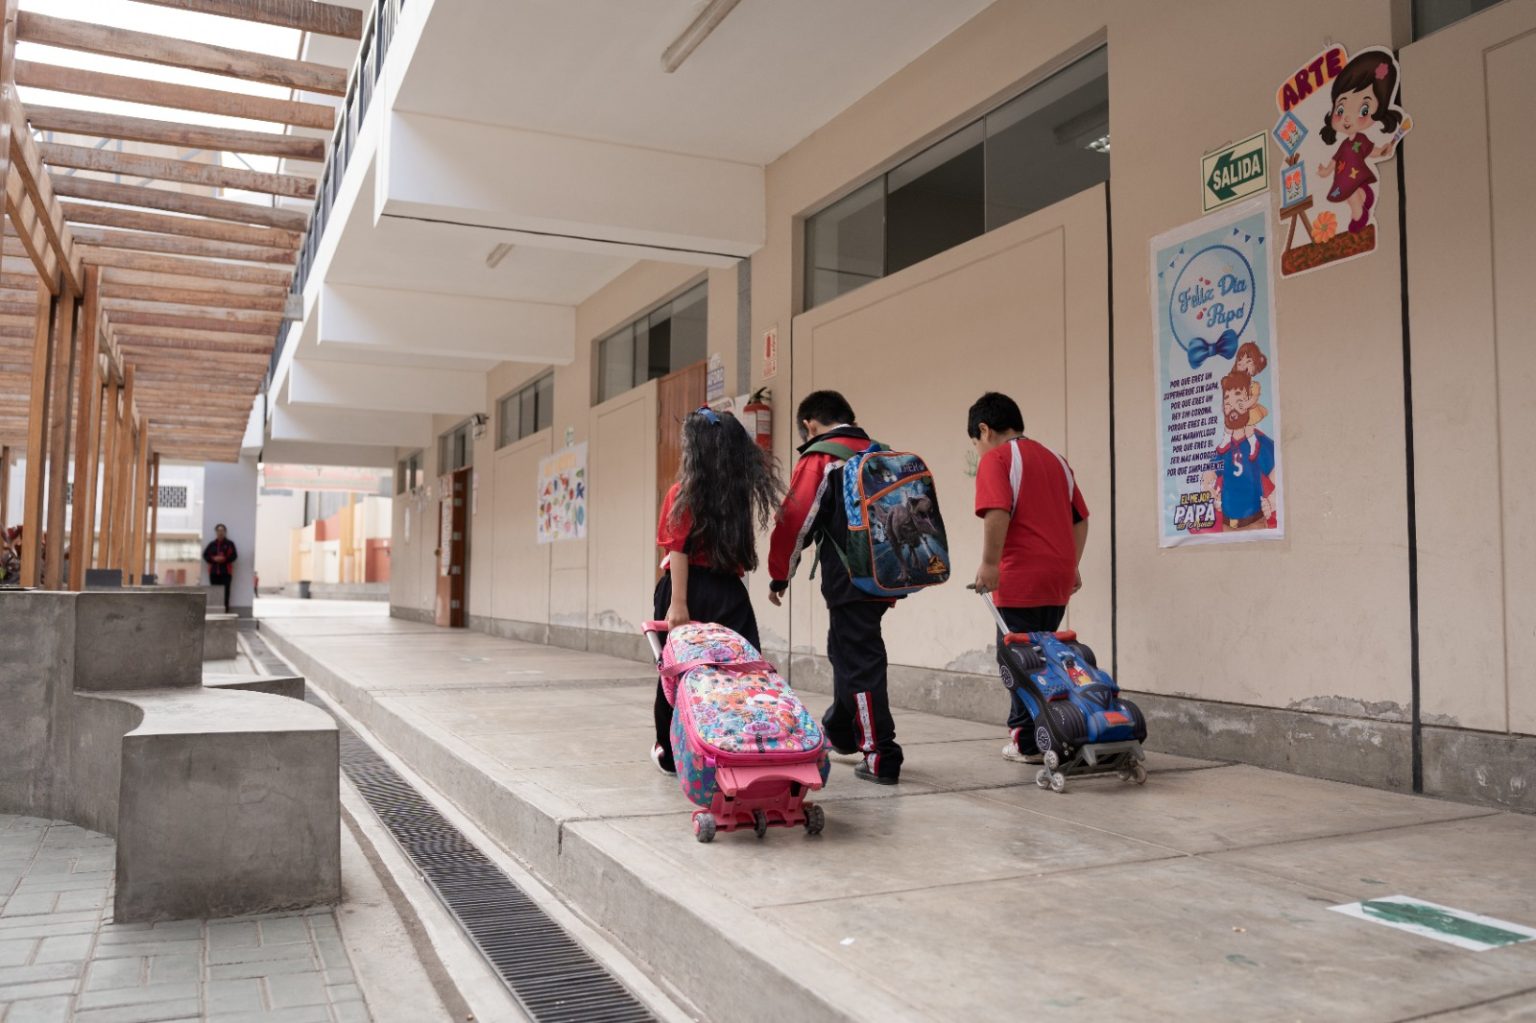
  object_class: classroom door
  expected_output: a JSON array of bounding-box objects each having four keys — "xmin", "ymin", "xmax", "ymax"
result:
[
  {"xmin": 1401, "ymin": 0, "xmax": 1536, "ymax": 740},
  {"xmin": 655, "ymin": 360, "xmax": 708, "ymax": 541},
  {"xmin": 434, "ymin": 467, "xmax": 470, "ymax": 628}
]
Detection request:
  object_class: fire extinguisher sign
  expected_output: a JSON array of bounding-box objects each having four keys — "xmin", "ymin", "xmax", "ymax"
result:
[{"xmin": 762, "ymin": 326, "xmax": 778, "ymax": 380}]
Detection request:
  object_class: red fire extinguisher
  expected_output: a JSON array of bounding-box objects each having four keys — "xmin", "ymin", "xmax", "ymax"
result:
[{"xmin": 743, "ymin": 387, "xmax": 772, "ymax": 455}]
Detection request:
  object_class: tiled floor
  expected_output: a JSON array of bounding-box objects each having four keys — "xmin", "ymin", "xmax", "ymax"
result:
[{"xmin": 0, "ymin": 815, "xmax": 371, "ymax": 1023}]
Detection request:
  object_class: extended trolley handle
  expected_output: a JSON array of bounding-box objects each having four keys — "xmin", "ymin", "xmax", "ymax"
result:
[{"xmin": 967, "ymin": 583, "xmax": 1013, "ymax": 636}]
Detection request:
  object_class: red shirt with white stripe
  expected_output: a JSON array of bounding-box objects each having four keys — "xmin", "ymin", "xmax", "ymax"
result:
[{"xmin": 974, "ymin": 437, "xmax": 1088, "ymax": 607}]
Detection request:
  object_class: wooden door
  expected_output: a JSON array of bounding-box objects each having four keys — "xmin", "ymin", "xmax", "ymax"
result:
[
  {"xmin": 655, "ymin": 359, "xmax": 708, "ymax": 515},
  {"xmin": 434, "ymin": 467, "xmax": 470, "ymax": 627}
]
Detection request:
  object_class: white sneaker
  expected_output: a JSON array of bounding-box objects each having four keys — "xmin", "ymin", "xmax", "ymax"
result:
[
  {"xmin": 1002, "ymin": 742, "xmax": 1044, "ymax": 765},
  {"xmin": 650, "ymin": 743, "xmax": 676, "ymax": 775}
]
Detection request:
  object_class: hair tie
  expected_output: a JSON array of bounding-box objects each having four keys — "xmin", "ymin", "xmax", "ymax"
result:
[
  {"xmin": 696, "ymin": 406, "xmax": 721, "ymax": 425},
  {"xmin": 1375, "ymin": 62, "xmax": 1390, "ymax": 80}
]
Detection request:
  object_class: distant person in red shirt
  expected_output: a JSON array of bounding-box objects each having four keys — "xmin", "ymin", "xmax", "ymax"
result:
[
  {"xmin": 650, "ymin": 407, "xmax": 782, "ymax": 774},
  {"xmin": 968, "ymin": 393, "xmax": 1089, "ymax": 765}
]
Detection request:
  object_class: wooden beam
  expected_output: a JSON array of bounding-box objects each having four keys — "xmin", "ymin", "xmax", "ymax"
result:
[
  {"xmin": 42, "ymin": 277, "xmax": 75, "ymax": 590},
  {"xmin": 0, "ymin": 444, "xmax": 9, "ymax": 529},
  {"xmin": 62, "ymin": 202, "xmax": 302, "ymax": 250},
  {"xmin": 6, "ymin": 167, "xmax": 60, "ymax": 289},
  {"xmin": 16, "ymin": 12, "xmax": 349, "ymax": 95},
  {"xmin": 71, "ymin": 226, "xmax": 295, "ymax": 266},
  {"xmin": 108, "ymin": 365, "xmax": 134, "ymax": 571},
  {"xmin": 127, "ymin": 420, "xmax": 148, "ymax": 584},
  {"xmin": 79, "ymin": 247, "xmax": 293, "ymax": 287},
  {"xmin": 41, "ymin": 142, "xmax": 318, "ymax": 201},
  {"xmin": 53, "ymin": 176, "xmax": 310, "ymax": 232},
  {"xmin": 115, "ymin": 323, "xmax": 276, "ymax": 347},
  {"xmin": 128, "ymin": 0, "xmax": 363, "ymax": 39},
  {"xmin": 30, "ymin": 105, "xmax": 325, "ymax": 162},
  {"xmin": 102, "ymin": 298, "xmax": 282, "ymax": 330},
  {"xmin": 20, "ymin": 61, "xmax": 335, "ymax": 133},
  {"xmin": 101, "ymin": 267, "xmax": 289, "ymax": 301},
  {"xmin": 8, "ymin": 100, "xmax": 81, "ymax": 292},
  {"xmin": 94, "ymin": 375, "xmax": 117, "ymax": 568},
  {"xmin": 109, "ymin": 310, "xmax": 278, "ymax": 338},
  {"xmin": 147, "ymin": 451, "xmax": 159, "ymax": 579},
  {"xmin": 0, "ymin": 0, "xmax": 18, "ymax": 301},
  {"xmin": 19, "ymin": 281, "xmax": 51, "ymax": 585},
  {"xmin": 66, "ymin": 266, "xmax": 99, "ymax": 589}
]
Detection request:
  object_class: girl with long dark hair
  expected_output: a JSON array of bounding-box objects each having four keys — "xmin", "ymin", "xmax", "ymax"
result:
[{"xmin": 650, "ymin": 406, "xmax": 782, "ymax": 773}]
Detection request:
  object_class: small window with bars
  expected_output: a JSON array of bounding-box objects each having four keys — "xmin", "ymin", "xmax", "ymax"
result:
[{"xmin": 496, "ymin": 372, "xmax": 555, "ymax": 448}]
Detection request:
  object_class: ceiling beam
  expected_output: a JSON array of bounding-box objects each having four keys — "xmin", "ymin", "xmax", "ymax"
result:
[
  {"xmin": 128, "ymin": 0, "xmax": 364, "ymax": 40},
  {"xmin": 61, "ymin": 201, "xmax": 303, "ymax": 249},
  {"xmin": 17, "ymin": 61, "xmax": 335, "ymax": 132},
  {"xmin": 108, "ymin": 309, "xmax": 278, "ymax": 337},
  {"xmin": 28, "ymin": 104, "xmax": 325, "ymax": 161},
  {"xmin": 7, "ymin": 100, "xmax": 80, "ymax": 290},
  {"xmin": 101, "ymin": 266, "xmax": 289, "ymax": 300},
  {"xmin": 72, "ymin": 225, "xmax": 294, "ymax": 265},
  {"xmin": 42, "ymin": 142, "xmax": 318, "ymax": 200},
  {"xmin": 78, "ymin": 245, "xmax": 293, "ymax": 286},
  {"xmin": 4, "ymin": 167, "xmax": 60, "ymax": 289},
  {"xmin": 52, "ymin": 177, "xmax": 310, "ymax": 231},
  {"xmin": 16, "ymin": 12, "xmax": 349, "ymax": 95},
  {"xmin": 102, "ymin": 298, "xmax": 281, "ymax": 329},
  {"xmin": 116, "ymin": 323, "xmax": 277, "ymax": 347},
  {"xmin": 99, "ymin": 280, "xmax": 286, "ymax": 313}
]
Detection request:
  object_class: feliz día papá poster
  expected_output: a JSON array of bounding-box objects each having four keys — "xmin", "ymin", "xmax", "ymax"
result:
[
  {"xmin": 536, "ymin": 443, "xmax": 587, "ymax": 544},
  {"xmin": 1271, "ymin": 45, "xmax": 1410, "ymax": 278},
  {"xmin": 1150, "ymin": 197, "xmax": 1284, "ymax": 548}
]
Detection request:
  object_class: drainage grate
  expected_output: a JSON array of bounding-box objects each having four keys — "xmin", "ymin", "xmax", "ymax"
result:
[{"xmin": 244, "ymin": 629, "xmax": 658, "ymax": 1023}]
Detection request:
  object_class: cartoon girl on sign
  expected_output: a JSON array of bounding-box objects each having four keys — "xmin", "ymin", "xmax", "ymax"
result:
[{"xmin": 1316, "ymin": 52, "xmax": 1405, "ymax": 233}]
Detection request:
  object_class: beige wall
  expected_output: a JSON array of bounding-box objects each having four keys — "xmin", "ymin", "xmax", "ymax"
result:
[{"xmin": 384, "ymin": 0, "xmax": 1532, "ymax": 759}]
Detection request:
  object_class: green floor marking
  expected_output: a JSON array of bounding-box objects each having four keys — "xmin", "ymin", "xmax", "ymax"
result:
[{"xmin": 1361, "ymin": 900, "xmax": 1529, "ymax": 948}]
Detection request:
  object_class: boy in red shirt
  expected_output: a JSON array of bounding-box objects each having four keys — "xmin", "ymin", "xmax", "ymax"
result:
[{"xmin": 968, "ymin": 393, "xmax": 1089, "ymax": 765}]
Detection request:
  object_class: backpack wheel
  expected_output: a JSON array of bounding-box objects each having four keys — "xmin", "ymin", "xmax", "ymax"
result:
[
  {"xmin": 693, "ymin": 813, "xmax": 717, "ymax": 843},
  {"xmin": 753, "ymin": 810, "xmax": 769, "ymax": 838},
  {"xmin": 1035, "ymin": 768, "xmax": 1052, "ymax": 789},
  {"xmin": 804, "ymin": 803, "xmax": 825, "ymax": 836},
  {"xmin": 1066, "ymin": 642, "xmax": 1097, "ymax": 668},
  {"xmin": 1042, "ymin": 750, "xmax": 1060, "ymax": 772},
  {"xmin": 1049, "ymin": 772, "xmax": 1067, "ymax": 793},
  {"xmin": 1131, "ymin": 763, "xmax": 1148, "ymax": 785}
]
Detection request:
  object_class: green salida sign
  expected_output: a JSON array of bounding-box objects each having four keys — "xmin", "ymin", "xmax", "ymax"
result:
[{"xmin": 1201, "ymin": 132, "xmax": 1268, "ymax": 212}]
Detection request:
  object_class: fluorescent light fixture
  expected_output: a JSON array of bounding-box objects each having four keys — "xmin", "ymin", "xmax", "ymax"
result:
[
  {"xmin": 485, "ymin": 242, "xmax": 515, "ymax": 269},
  {"xmin": 1085, "ymin": 134, "xmax": 1110, "ymax": 154},
  {"xmin": 661, "ymin": 0, "xmax": 742, "ymax": 73},
  {"xmin": 1052, "ymin": 102, "xmax": 1110, "ymax": 151}
]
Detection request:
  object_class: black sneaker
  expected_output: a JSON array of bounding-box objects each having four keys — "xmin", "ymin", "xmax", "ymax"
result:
[{"xmin": 854, "ymin": 760, "xmax": 898, "ymax": 786}]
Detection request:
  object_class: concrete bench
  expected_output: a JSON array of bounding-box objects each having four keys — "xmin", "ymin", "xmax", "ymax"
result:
[
  {"xmin": 204, "ymin": 613, "xmax": 239, "ymax": 660},
  {"xmin": 203, "ymin": 672, "xmax": 306, "ymax": 700},
  {"xmin": 0, "ymin": 590, "xmax": 340, "ymax": 923}
]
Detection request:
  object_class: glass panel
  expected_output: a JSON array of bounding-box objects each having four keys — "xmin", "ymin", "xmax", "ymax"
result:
[
  {"xmin": 984, "ymin": 47, "xmax": 1109, "ymax": 231},
  {"xmin": 644, "ymin": 308, "xmax": 671, "ymax": 383},
  {"xmin": 805, "ymin": 177, "xmax": 884, "ymax": 309},
  {"xmin": 886, "ymin": 121, "xmax": 985, "ymax": 275},
  {"xmin": 498, "ymin": 392, "xmax": 519, "ymax": 447},
  {"xmin": 598, "ymin": 325, "xmax": 634, "ymax": 402},
  {"xmin": 535, "ymin": 374, "xmax": 554, "ymax": 432},
  {"xmin": 669, "ymin": 283, "xmax": 708, "ymax": 373},
  {"xmin": 518, "ymin": 383, "xmax": 537, "ymax": 439},
  {"xmin": 1413, "ymin": 0, "xmax": 1502, "ymax": 38}
]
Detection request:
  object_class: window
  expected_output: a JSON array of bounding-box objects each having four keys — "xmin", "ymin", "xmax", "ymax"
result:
[
  {"xmin": 1413, "ymin": 0, "xmax": 1502, "ymax": 38},
  {"xmin": 438, "ymin": 422, "xmax": 473, "ymax": 474},
  {"xmin": 157, "ymin": 485, "xmax": 189, "ymax": 509},
  {"xmin": 804, "ymin": 45, "xmax": 1109, "ymax": 309},
  {"xmin": 395, "ymin": 450, "xmax": 422, "ymax": 494},
  {"xmin": 497, "ymin": 372, "xmax": 555, "ymax": 448},
  {"xmin": 596, "ymin": 282, "xmax": 709, "ymax": 402}
]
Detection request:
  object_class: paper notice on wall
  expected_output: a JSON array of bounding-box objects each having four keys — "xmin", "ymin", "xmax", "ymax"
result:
[
  {"xmin": 761, "ymin": 326, "xmax": 778, "ymax": 380},
  {"xmin": 536, "ymin": 443, "xmax": 587, "ymax": 543},
  {"xmin": 1150, "ymin": 196, "xmax": 1284, "ymax": 547},
  {"xmin": 706, "ymin": 353, "xmax": 726, "ymax": 401}
]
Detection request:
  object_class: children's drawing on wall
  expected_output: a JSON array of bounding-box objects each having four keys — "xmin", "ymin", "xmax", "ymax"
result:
[
  {"xmin": 536, "ymin": 443, "xmax": 587, "ymax": 543},
  {"xmin": 1149, "ymin": 196, "xmax": 1284, "ymax": 547},
  {"xmin": 1271, "ymin": 45, "xmax": 1411, "ymax": 278}
]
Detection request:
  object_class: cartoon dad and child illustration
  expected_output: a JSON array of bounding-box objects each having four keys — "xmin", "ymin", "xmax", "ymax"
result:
[{"xmin": 1201, "ymin": 342, "xmax": 1278, "ymax": 531}]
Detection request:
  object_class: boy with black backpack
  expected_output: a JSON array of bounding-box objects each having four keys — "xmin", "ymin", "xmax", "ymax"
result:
[{"xmin": 768, "ymin": 391, "xmax": 951, "ymax": 785}]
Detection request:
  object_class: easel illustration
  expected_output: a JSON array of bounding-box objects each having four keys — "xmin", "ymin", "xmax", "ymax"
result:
[{"xmin": 1279, "ymin": 156, "xmax": 1314, "ymax": 258}]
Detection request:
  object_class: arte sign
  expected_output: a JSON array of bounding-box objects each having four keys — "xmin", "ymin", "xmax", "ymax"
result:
[
  {"xmin": 1201, "ymin": 132, "xmax": 1268, "ymax": 212},
  {"xmin": 1271, "ymin": 45, "xmax": 1411, "ymax": 277},
  {"xmin": 536, "ymin": 443, "xmax": 586, "ymax": 543},
  {"xmin": 1150, "ymin": 196, "xmax": 1284, "ymax": 547}
]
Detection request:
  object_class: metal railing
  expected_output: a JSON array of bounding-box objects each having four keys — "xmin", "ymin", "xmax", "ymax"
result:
[{"xmin": 268, "ymin": 0, "xmax": 404, "ymax": 384}]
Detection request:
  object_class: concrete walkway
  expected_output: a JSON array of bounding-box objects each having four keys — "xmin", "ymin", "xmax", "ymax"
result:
[
  {"xmin": 0, "ymin": 816, "xmax": 370, "ymax": 1023},
  {"xmin": 260, "ymin": 609, "xmax": 1536, "ymax": 1023}
]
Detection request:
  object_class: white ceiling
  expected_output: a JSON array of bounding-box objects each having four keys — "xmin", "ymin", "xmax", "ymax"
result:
[{"xmin": 393, "ymin": 0, "xmax": 994, "ymax": 165}]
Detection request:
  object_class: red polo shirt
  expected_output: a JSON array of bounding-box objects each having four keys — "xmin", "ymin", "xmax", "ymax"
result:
[{"xmin": 974, "ymin": 437, "xmax": 1088, "ymax": 607}]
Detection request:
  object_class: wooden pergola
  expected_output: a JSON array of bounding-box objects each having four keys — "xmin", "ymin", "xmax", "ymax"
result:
[{"xmin": 0, "ymin": 0, "xmax": 360, "ymax": 589}]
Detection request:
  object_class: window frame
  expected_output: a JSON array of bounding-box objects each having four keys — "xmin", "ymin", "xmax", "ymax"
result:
[
  {"xmin": 595, "ymin": 280, "xmax": 709, "ymax": 403},
  {"xmin": 496, "ymin": 371, "xmax": 556, "ymax": 449}
]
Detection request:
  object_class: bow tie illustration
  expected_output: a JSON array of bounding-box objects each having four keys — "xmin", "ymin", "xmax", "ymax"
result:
[{"xmin": 1186, "ymin": 328, "xmax": 1240, "ymax": 369}]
